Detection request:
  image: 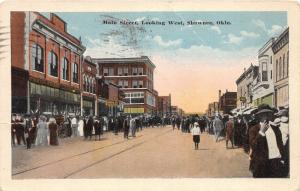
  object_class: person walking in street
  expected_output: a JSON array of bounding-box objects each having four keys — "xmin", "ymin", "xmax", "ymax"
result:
[
  {"xmin": 71, "ymin": 116, "xmax": 79, "ymax": 137},
  {"xmin": 225, "ymin": 116, "xmax": 235, "ymax": 149},
  {"xmin": 130, "ymin": 117, "xmax": 136, "ymax": 137},
  {"xmin": 93, "ymin": 117, "xmax": 101, "ymax": 141},
  {"xmin": 48, "ymin": 117, "xmax": 59, "ymax": 146},
  {"xmin": 123, "ymin": 116, "xmax": 130, "ymax": 139},
  {"xmin": 11, "ymin": 114, "xmax": 17, "ymax": 146},
  {"xmin": 213, "ymin": 116, "xmax": 224, "ymax": 142},
  {"xmin": 15, "ymin": 115, "xmax": 26, "ymax": 146},
  {"xmin": 35, "ymin": 116, "xmax": 48, "ymax": 146},
  {"xmin": 191, "ymin": 122, "xmax": 200, "ymax": 150},
  {"xmin": 86, "ymin": 116, "xmax": 94, "ymax": 140},
  {"xmin": 78, "ymin": 116, "xmax": 84, "ymax": 137}
]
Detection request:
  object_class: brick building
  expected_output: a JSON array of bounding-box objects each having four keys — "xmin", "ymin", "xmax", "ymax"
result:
[
  {"xmin": 81, "ymin": 56, "xmax": 97, "ymax": 116},
  {"xmin": 207, "ymin": 102, "xmax": 219, "ymax": 117},
  {"xmin": 219, "ymin": 90, "xmax": 237, "ymax": 115},
  {"xmin": 11, "ymin": 12, "xmax": 85, "ymax": 115},
  {"xmin": 272, "ymin": 28, "xmax": 289, "ymax": 108},
  {"xmin": 157, "ymin": 94, "xmax": 172, "ymax": 117},
  {"xmin": 92, "ymin": 56, "xmax": 157, "ymax": 115}
]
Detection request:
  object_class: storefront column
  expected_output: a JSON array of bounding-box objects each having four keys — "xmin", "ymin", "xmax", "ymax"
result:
[
  {"xmin": 95, "ymin": 98, "xmax": 98, "ymax": 116},
  {"xmin": 80, "ymin": 92, "xmax": 83, "ymax": 116}
]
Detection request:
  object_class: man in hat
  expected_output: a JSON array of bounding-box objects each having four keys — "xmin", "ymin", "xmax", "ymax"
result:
[{"xmin": 249, "ymin": 108, "xmax": 285, "ymax": 178}]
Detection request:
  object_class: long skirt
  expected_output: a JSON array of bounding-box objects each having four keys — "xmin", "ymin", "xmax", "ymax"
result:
[{"xmin": 193, "ymin": 135, "xmax": 200, "ymax": 143}]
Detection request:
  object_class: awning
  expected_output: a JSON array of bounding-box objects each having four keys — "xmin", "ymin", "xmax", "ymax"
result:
[{"xmin": 243, "ymin": 107, "xmax": 258, "ymax": 115}]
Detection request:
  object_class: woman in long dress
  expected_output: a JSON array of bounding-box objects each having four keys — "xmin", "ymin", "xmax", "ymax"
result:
[
  {"xmin": 48, "ymin": 117, "xmax": 59, "ymax": 146},
  {"xmin": 35, "ymin": 116, "xmax": 48, "ymax": 146},
  {"xmin": 78, "ymin": 117, "xmax": 84, "ymax": 137}
]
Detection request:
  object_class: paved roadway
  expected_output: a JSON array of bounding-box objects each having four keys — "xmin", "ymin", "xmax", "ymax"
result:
[{"xmin": 12, "ymin": 126, "xmax": 252, "ymax": 178}]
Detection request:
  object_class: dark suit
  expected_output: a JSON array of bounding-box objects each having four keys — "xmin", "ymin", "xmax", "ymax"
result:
[{"xmin": 249, "ymin": 123, "xmax": 285, "ymax": 178}]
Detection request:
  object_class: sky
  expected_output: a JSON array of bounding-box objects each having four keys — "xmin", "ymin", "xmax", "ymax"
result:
[{"xmin": 45, "ymin": 12, "xmax": 287, "ymax": 113}]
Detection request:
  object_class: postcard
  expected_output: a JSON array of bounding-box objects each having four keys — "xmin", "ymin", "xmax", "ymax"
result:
[{"xmin": 0, "ymin": 0, "xmax": 300, "ymax": 191}]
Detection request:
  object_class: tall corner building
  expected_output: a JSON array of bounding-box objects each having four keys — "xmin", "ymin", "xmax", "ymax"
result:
[{"xmin": 92, "ymin": 56, "xmax": 157, "ymax": 115}]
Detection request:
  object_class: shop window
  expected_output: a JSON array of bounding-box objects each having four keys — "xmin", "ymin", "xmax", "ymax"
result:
[
  {"xmin": 32, "ymin": 44, "xmax": 44, "ymax": 72},
  {"xmin": 61, "ymin": 57, "xmax": 69, "ymax": 80},
  {"xmin": 279, "ymin": 57, "xmax": 282, "ymax": 80}
]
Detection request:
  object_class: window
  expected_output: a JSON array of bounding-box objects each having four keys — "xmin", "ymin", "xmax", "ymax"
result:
[
  {"xmin": 138, "ymin": 67, "xmax": 143, "ymax": 75},
  {"xmin": 283, "ymin": 54, "xmax": 285, "ymax": 78},
  {"xmin": 84, "ymin": 75, "xmax": 88, "ymax": 92},
  {"xmin": 139, "ymin": 80, "xmax": 143, "ymax": 88},
  {"xmin": 124, "ymin": 67, "xmax": 128, "ymax": 76},
  {"xmin": 271, "ymin": 70, "xmax": 272, "ymax": 80},
  {"xmin": 61, "ymin": 57, "xmax": 69, "ymax": 80},
  {"xmin": 48, "ymin": 51, "xmax": 58, "ymax": 77},
  {"xmin": 132, "ymin": 80, "xmax": 138, "ymax": 88},
  {"xmin": 108, "ymin": 68, "xmax": 114, "ymax": 76},
  {"xmin": 31, "ymin": 43, "xmax": 44, "ymax": 72},
  {"xmin": 276, "ymin": 59, "xmax": 278, "ymax": 81},
  {"xmin": 103, "ymin": 68, "xmax": 109, "ymax": 76},
  {"xmin": 261, "ymin": 62, "xmax": 268, "ymax": 81},
  {"xmin": 89, "ymin": 77, "xmax": 92, "ymax": 93},
  {"xmin": 279, "ymin": 57, "xmax": 282, "ymax": 80},
  {"xmin": 124, "ymin": 80, "xmax": 128, "ymax": 88},
  {"xmin": 132, "ymin": 68, "xmax": 138, "ymax": 75},
  {"xmin": 118, "ymin": 80, "xmax": 123, "ymax": 88},
  {"xmin": 73, "ymin": 63, "xmax": 79, "ymax": 83},
  {"xmin": 270, "ymin": 56, "xmax": 272, "ymax": 64},
  {"xmin": 118, "ymin": 67, "xmax": 123, "ymax": 76}
]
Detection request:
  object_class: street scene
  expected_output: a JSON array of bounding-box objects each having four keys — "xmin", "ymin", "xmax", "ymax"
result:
[{"xmin": 11, "ymin": 11, "xmax": 289, "ymax": 178}]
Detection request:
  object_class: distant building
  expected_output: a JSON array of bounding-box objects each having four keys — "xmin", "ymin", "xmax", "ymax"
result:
[
  {"xmin": 236, "ymin": 64, "xmax": 259, "ymax": 109},
  {"xmin": 219, "ymin": 90, "xmax": 237, "ymax": 114},
  {"xmin": 252, "ymin": 38, "xmax": 276, "ymax": 107},
  {"xmin": 272, "ymin": 28, "xmax": 289, "ymax": 108},
  {"xmin": 92, "ymin": 56, "xmax": 157, "ymax": 115},
  {"xmin": 157, "ymin": 94, "xmax": 172, "ymax": 117},
  {"xmin": 207, "ymin": 102, "xmax": 219, "ymax": 117}
]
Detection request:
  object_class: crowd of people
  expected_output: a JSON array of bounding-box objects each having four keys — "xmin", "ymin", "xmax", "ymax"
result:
[
  {"xmin": 11, "ymin": 113, "xmax": 170, "ymax": 149},
  {"xmin": 11, "ymin": 104, "xmax": 289, "ymax": 178}
]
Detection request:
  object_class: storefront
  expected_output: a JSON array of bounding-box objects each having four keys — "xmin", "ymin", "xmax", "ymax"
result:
[
  {"xmin": 29, "ymin": 82, "xmax": 80, "ymax": 116},
  {"xmin": 82, "ymin": 96, "xmax": 95, "ymax": 116},
  {"xmin": 253, "ymin": 93, "xmax": 273, "ymax": 107}
]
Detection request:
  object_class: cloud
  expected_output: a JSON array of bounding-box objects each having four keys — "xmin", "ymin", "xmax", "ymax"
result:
[
  {"xmin": 152, "ymin": 35, "xmax": 182, "ymax": 47},
  {"xmin": 210, "ymin": 26, "xmax": 221, "ymax": 34},
  {"xmin": 252, "ymin": 19, "xmax": 267, "ymax": 31},
  {"xmin": 252, "ymin": 19, "xmax": 286, "ymax": 37},
  {"xmin": 224, "ymin": 33, "xmax": 243, "ymax": 44},
  {"xmin": 240, "ymin": 30, "xmax": 260, "ymax": 38},
  {"xmin": 134, "ymin": 17, "xmax": 146, "ymax": 22},
  {"xmin": 267, "ymin": 25, "xmax": 286, "ymax": 36}
]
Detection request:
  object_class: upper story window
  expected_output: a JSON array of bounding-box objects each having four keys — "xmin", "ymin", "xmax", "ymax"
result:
[
  {"xmin": 279, "ymin": 57, "xmax": 282, "ymax": 80},
  {"xmin": 118, "ymin": 67, "xmax": 123, "ymax": 76},
  {"xmin": 261, "ymin": 62, "xmax": 268, "ymax": 81},
  {"xmin": 283, "ymin": 54, "xmax": 286, "ymax": 78},
  {"xmin": 124, "ymin": 80, "xmax": 128, "ymax": 88},
  {"xmin": 139, "ymin": 80, "xmax": 143, "ymax": 88},
  {"xmin": 89, "ymin": 77, "xmax": 92, "ymax": 93},
  {"xmin": 48, "ymin": 51, "xmax": 58, "ymax": 77},
  {"xmin": 138, "ymin": 67, "xmax": 144, "ymax": 75},
  {"xmin": 72, "ymin": 63, "xmax": 79, "ymax": 83},
  {"xmin": 109, "ymin": 68, "xmax": 114, "ymax": 76},
  {"xmin": 270, "ymin": 56, "xmax": 272, "ymax": 65},
  {"xmin": 132, "ymin": 68, "xmax": 138, "ymax": 75},
  {"xmin": 124, "ymin": 67, "xmax": 128, "ymax": 76},
  {"xmin": 103, "ymin": 68, "xmax": 108, "ymax": 76},
  {"xmin": 31, "ymin": 43, "xmax": 44, "ymax": 72},
  {"xmin": 61, "ymin": 57, "xmax": 69, "ymax": 80},
  {"xmin": 118, "ymin": 80, "xmax": 124, "ymax": 88},
  {"xmin": 132, "ymin": 80, "xmax": 138, "ymax": 88}
]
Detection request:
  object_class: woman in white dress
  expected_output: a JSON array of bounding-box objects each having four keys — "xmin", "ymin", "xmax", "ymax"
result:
[
  {"xmin": 35, "ymin": 115, "xmax": 48, "ymax": 146},
  {"xmin": 78, "ymin": 117, "xmax": 84, "ymax": 137}
]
